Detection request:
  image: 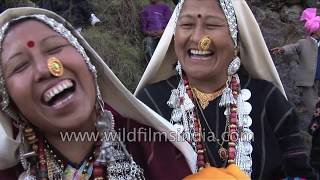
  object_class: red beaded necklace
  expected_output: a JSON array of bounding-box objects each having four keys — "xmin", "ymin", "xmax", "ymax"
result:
[
  {"xmin": 182, "ymin": 75, "xmax": 210, "ymax": 170},
  {"xmin": 23, "ymin": 128, "xmax": 108, "ymax": 180},
  {"xmin": 182, "ymin": 74, "xmax": 240, "ymax": 170},
  {"xmin": 227, "ymin": 75, "xmax": 239, "ymax": 164}
]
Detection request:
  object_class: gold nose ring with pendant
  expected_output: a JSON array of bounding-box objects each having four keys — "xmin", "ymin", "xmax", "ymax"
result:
[
  {"xmin": 47, "ymin": 57, "xmax": 64, "ymax": 77},
  {"xmin": 198, "ymin": 35, "xmax": 211, "ymax": 51}
]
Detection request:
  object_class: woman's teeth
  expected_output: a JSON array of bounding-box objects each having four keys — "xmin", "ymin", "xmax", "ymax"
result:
[
  {"xmin": 190, "ymin": 49, "xmax": 212, "ymax": 55},
  {"xmin": 44, "ymin": 80, "xmax": 73, "ymax": 103}
]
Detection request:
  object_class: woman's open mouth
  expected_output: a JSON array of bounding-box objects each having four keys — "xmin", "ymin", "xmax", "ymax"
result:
[
  {"xmin": 42, "ymin": 79, "xmax": 76, "ymax": 108},
  {"xmin": 188, "ymin": 49, "xmax": 214, "ymax": 59}
]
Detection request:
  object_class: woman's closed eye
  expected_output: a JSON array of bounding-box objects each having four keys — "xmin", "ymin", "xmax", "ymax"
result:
[
  {"xmin": 206, "ymin": 24, "xmax": 221, "ymax": 29},
  {"xmin": 179, "ymin": 23, "xmax": 194, "ymax": 29},
  {"xmin": 9, "ymin": 60, "xmax": 30, "ymax": 76},
  {"xmin": 46, "ymin": 44, "xmax": 69, "ymax": 55}
]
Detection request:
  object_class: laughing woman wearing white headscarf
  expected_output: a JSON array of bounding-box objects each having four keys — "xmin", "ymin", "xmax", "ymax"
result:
[
  {"xmin": 0, "ymin": 7, "xmax": 195, "ymax": 180},
  {"xmin": 135, "ymin": 0, "xmax": 318, "ymax": 179}
]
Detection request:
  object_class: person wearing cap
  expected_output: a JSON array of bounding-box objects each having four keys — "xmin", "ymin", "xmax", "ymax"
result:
[
  {"xmin": 0, "ymin": 7, "xmax": 195, "ymax": 180},
  {"xmin": 36, "ymin": 0, "xmax": 101, "ymax": 32},
  {"xmin": 135, "ymin": 0, "xmax": 318, "ymax": 179},
  {"xmin": 272, "ymin": 8, "xmax": 320, "ymax": 119}
]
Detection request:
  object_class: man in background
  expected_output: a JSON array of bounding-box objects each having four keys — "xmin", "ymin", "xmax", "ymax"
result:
[{"xmin": 272, "ymin": 8, "xmax": 320, "ymax": 122}]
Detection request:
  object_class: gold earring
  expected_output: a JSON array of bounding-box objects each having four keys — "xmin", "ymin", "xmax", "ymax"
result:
[
  {"xmin": 198, "ymin": 35, "xmax": 211, "ymax": 51},
  {"xmin": 48, "ymin": 57, "xmax": 64, "ymax": 77}
]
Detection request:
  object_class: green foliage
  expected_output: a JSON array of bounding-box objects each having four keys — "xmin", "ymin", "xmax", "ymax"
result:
[
  {"xmin": 81, "ymin": 0, "xmax": 175, "ymax": 91},
  {"xmin": 82, "ymin": 26, "xmax": 144, "ymax": 92}
]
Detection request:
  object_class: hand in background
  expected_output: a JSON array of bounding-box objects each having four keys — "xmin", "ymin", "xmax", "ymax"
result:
[{"xmin": 271, "ymin": 47, "xmax": 285, "ymax": 55}]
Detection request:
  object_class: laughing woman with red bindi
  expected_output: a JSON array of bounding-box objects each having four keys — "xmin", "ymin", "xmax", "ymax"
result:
[{"xmin": 0, "ymin": 7, "xmax": 194, "ymax": 180}]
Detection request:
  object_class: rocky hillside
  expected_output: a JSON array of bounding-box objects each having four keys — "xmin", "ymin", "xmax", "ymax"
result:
[
  {"xmin": 249, "ymin": 0, "xmax": 315, "ymax": 104},
  {"xmin": 248, "ymin": 0, "xmax": 318, "ymax": 132}
]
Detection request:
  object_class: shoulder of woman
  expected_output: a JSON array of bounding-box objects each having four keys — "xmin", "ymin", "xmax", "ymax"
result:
[
  {"xmin": 0, "ymin": 166, "xmax": 20, "ymax": 180},
  {"xmin": 241, "ymin": 76, "xmax": 275, "ymax": 94},
  {"xmin": 242, "ymin": 76, "xmax": 289, "ymax": 105},
  {"xmin": 136, "ymin": 75, "xmax": 179, "ymax": 99}
]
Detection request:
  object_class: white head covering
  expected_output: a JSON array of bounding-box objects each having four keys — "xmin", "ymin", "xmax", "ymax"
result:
[
  {"xmin": 135, "ymin": 0, "xmax": 285, "ymax": 98},
  {"xmin": 0, "ymin": 7, "xmax": 196, "ymax": 172}
]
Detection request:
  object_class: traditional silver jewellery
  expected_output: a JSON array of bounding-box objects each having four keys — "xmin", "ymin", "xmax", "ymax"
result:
[
  {"xmin": 198, "ymin": 35, "xmax": 211, "ymax": 51},
  {"xmin": 228, "ymin": 56, "xmax": 241, "ymax": 76},
  {"xmin": 47, "ymin": 57, "xmax": 64, "ymax": 77},
  {"xmin": 219, "ymin": 56, "xmax": 241, "ymax": 107},
  {"xmin": 167, "ymin": 61, "xmax": 253, "ymax": 176},
  {"xmin": 219, "ymin": 55, "xmax": 253, "ymax": 176},
  {"xmin": 219, "ymin": 0, "xmax": 238, "ymax": 46},
  {"xmin": 167, "ymin": 57, "xmax": 252, "ymax": 176},
  {"xmin": 95, "ymin": 108, "xmax": 145, "ymax": 180},
  {"xmin": 167, "ymin": 65, "xmax": 197, "ymax": 147},
  {"xmin": 18, "ymin": 110, "xmax": 145, "ymax": 180}
]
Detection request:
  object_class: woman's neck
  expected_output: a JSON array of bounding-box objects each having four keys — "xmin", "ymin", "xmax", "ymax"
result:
[
  {"xmin": 44, "ymin": 120, "xmax": 96, "ymax": 164},
  {"xmin": 188, "ymin": 75, "xmax": 227, "ymax": 93},
  {"xmin": 46, "ymin": 136, "xmax": 95, "ymax": 165}
]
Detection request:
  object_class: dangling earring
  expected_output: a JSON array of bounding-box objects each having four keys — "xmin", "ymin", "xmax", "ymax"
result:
[
  {"xmin": 94, "ymin": 96, "xmax": 144, "ymax": 179},
  {"xmin": 176, "ymin": 61, "xmax": 182, "ymax": 77},
  {"xmin": 219, "ymin": 49, "xmax": 241, "ymax": 107},
  {"xmin": 167, "ymin": 61, "xmax": 196, "ymax": 145},
  {"xmin": 19, "ymin": 122, "xmax": 38, "ymax": 180}
]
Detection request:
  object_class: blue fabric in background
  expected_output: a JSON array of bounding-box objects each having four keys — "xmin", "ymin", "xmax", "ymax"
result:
[{"xmin": 315, "ymin": 46, "xmax": 320, "ymax": 80}]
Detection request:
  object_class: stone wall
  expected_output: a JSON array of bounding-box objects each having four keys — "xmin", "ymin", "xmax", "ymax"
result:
[
  {"xmin": 248, "ymin": 0, "xmax": 318, "ymax": 130},
  {"xmin": 250, "ymin": 1, "xmax": 305, "ymax": 104}
]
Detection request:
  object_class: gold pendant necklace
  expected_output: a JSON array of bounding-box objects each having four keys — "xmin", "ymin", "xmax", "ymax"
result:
[
  {"xmin": 192, "ymin": 86, "xmax": 225, "ymax": 109},
  {"xmin": 191, "ymin": 88, "xmax": 229, "ymax": 161}
]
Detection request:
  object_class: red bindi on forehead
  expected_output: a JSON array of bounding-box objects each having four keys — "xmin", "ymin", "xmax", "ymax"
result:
[
  {"xmin": 197, "ymin": 14, "xmax": 202, "ymax": 18},
  {"xmin": 27, "ymin": 40, "xmax": 35, "ymax": 48}
]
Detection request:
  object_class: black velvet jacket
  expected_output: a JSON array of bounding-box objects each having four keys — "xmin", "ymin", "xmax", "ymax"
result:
[{"xmin": 137, "ymin": 74, "xmax": 318, "ymax": 180}]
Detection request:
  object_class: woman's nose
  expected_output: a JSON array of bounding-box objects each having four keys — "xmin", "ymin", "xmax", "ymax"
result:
[
  {"xmin": 191, "ymin": 25, "xmax": 205, "ymax": 46},
  {"xmin": 33, "ymin": 56, "xmax": 52, "ymax": 82}
]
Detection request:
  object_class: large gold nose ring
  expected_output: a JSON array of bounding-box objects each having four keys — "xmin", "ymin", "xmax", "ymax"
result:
[
  {"xmin": 48, "ymin": 57, "xmax": 64, "ymax": 77},
  {"xmin": 198, "ymin": 35, "xmax": 211, "ymax": 51}
]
